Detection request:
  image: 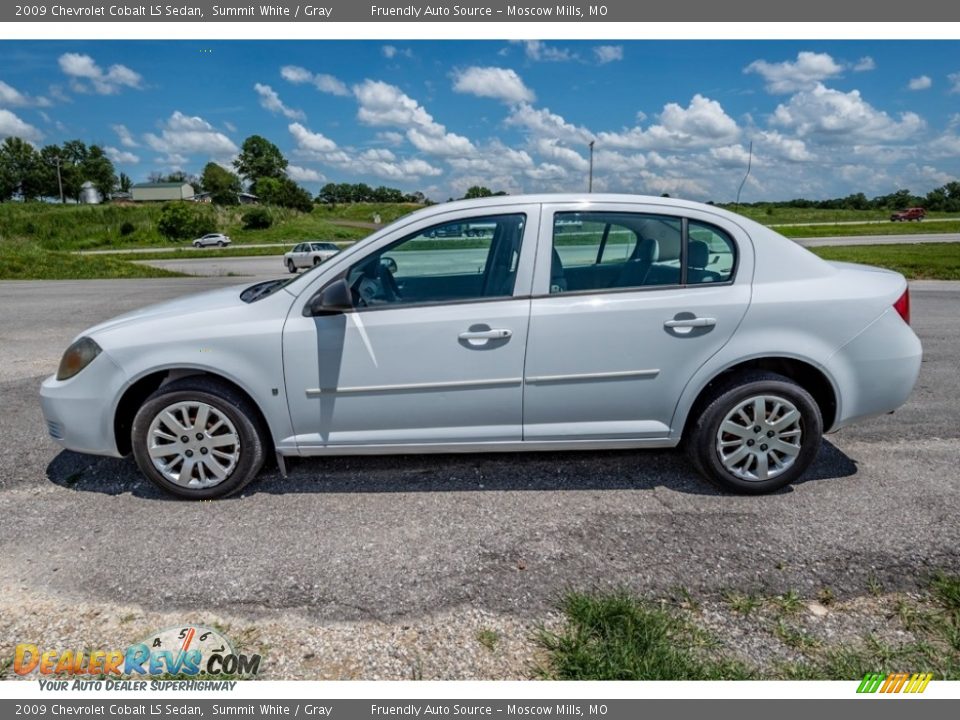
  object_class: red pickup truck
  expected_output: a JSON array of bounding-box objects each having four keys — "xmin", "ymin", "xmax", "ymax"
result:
[{"xmin": 890, "ymin": 207, "xmax": 926, "ymax": 221}]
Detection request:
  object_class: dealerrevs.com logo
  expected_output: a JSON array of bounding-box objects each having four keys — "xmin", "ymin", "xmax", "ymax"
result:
[{"xmin": 14, "ymin": 625, "xmax": 262, "ymax": 683}]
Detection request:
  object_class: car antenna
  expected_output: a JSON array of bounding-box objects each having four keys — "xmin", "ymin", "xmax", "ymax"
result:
[{"xmin": 733, "ymin": 140, "xmax": 753, "ymax": 215}]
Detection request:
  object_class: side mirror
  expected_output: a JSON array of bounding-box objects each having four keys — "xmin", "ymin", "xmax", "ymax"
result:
[{"xmin": 305, "ymin": 278, "xmax": 353, "ymax": 316}]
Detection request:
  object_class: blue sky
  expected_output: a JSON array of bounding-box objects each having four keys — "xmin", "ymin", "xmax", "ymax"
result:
[{"xmin": 1, "ymin": 40, "xmax": 958, "ymax": 201}]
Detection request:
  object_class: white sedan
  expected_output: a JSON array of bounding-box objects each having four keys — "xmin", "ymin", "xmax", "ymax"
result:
[
  {"xmin": 192, "ymin": 233, "xmax": 231, "ymax": 248},
  {"xmin": 40, "ymin": 194, "xmax": 921, "ymax": 499},
  {"xmin": 284, "ymin": 242, "xmax": 341, "ymax": 272}
]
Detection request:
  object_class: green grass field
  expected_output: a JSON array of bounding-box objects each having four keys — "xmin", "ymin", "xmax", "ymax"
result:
[
  {"xmin": 0, "ymin": 244, "xmax": 185, "ymax": 280},
  {"xmin": 725, "ymin": 206, "xmax": 957, "ymax": 225},
  {"xmin": 809, "ymin": 243, "xmax": 960, "ymax": 280},
  {"xmin": 780, "ymin": 220, "xmax": 960, "ymax": 239}
]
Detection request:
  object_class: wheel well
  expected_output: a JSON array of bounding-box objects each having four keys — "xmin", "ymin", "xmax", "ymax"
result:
[
  {"xmin": 683, "ymin": 357, "xmax": 837, "ymax": 437},
  {"xmin": 113, "ymin": 370, "xmax": 274, "ymax": 456}
]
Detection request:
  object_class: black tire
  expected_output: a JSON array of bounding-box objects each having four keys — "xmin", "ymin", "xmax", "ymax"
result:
[
  {"xmin": 313, "ymin": 257, "xmax": 321, "ymax": 266},
  {"xmin": 287, "ymin": 259, "xmax": 297, "ymax": 274},
  {"xmin": 131, "ymin": 377, "xmax": 266, "ymax": 500},
  {"xmin": 218, "ymin": 240, "xmax": 226, "ymax": 247},
  {"xmin": 685, "ymin": 371, "xmax": 822, "ymax": 494}
]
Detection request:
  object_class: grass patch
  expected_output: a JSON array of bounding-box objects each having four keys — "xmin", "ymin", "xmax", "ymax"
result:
[
  {"xmin": 781, "ymin": 220, "xmax": 960, "ymax": 238},
  {"xmin": 725, "ymin": 206, "xmax": 958, "ymax": 225},
  {"xmin": 477, "ymin": 629, "xmax": 499, "ymax": 652},
  {"xmin": 535, "ymin": 591, "xmax": 750, "ymax": 680},
  {"xmin": 0, "ymin": 244, "xmax": 184, "ymax": 280},
  {"xmin": 537, "ymin": 574, "xmax": 960, "ymax": 680},
  {"xmin": 809, "ymin": 243, "xmax": 960, "ymax": 280}
]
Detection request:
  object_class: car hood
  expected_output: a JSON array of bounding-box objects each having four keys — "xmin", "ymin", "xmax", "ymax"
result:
[{"xmin": 81, "ymin": 283, "xmax": 252, "ymax": 339}]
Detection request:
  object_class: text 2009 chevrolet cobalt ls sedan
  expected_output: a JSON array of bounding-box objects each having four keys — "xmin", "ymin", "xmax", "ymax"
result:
[{"xmin": 41, "ymin": 195, "xmax": 922, "ymax": 499}]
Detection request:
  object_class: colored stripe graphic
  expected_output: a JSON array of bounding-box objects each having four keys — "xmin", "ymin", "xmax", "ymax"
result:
[{"xmin": 858, "ymin": 672, "xmax": 933, "ymax": 694}]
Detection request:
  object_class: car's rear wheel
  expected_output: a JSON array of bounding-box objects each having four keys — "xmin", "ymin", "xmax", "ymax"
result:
[
  {"xmin": 313, "ymin": 257, "xmax": 321, "ymax": 266},
  {"xmin": 286, "ymin": 259, "xmax": 297, "ymax": 273},
  {"xmin": 218, "ymin": 240, "xmax": 226, "ymax": 247},
  {"xmin": 131, "ymin": 377, "xmax": 266, "ymax": 499},
  {"xmin": 686, "ymin": 371, "xmax": 822, "ymax": 494}
]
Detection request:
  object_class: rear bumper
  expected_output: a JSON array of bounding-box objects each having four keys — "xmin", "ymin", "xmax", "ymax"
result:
[
  {"xmin": 39, "ymin": 352, "xmax": 127, "ymax": 457},
  {"xmin": 828, "ymin": 309, "xmax": 922, "ymax": 430}
]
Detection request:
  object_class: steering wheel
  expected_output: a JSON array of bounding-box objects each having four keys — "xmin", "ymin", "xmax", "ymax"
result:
[{"xmin": 379, "ymin": 259, "xmax": 401, "ymax": 301}]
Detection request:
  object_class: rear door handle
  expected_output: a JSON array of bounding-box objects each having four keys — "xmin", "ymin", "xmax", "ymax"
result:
[
  {"xmin": 664, "ymin": 317, "xmax": 717, "ymax": 329},
  {"xmin": 459, "ymin": 329, "xmax": 512, "ymax": 340}
]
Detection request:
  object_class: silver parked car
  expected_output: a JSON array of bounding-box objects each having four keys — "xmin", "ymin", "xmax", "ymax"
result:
[
  {"xmin": 40, "ymin": 195, "xmax": 921, "ymax": 499},
  {"xmin": 284, "ymin": 241, "xmax": 341, "ymax": 273},
  {"xmin": 192, "ymin": 233, "xmax": 231, "ymax": 248}
]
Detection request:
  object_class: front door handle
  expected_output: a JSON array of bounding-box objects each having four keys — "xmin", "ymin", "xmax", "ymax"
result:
[
  {"xmin": 459, "ymin": 328, "xmax": 512, "ymax": 340},
  {"xmin": 664, "ymin": 317, "xmax": 717, "ymax": 329}
]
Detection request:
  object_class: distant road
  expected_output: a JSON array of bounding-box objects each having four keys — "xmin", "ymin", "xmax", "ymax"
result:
[
  {"xmin": 770, "ymin": 218, "xmax": 957, "ymax": 228},
  {"xmin": 794, "ymin": 233, "xmax": 959, "ymax": 247}
]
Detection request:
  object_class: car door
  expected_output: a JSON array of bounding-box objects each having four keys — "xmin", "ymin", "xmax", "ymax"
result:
[
  {"xmin": 522, "ymin": 202, "xmax": 753, "ymax": 441},
  {"xmin": 282, "ymin": 206, "xmax": 539, "ymax": 448}
]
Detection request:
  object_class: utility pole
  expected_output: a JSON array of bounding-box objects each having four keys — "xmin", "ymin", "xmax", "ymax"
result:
[
  {"xmin": 588, "ymin": 140, "xmax": 595, "ymax": 193},
  {"xmin": 48, "ymin": 156, "xmax": 64, "ymax": 204}
]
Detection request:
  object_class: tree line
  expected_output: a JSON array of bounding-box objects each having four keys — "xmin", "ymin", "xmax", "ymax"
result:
[{"xmin": 730, "ymin": 185, "xmax": 960, "ymax": 213}]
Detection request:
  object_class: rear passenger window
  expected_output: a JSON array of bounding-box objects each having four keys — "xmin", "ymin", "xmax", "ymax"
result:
[
  {"xmin": 551, "ymin": 212, "xmax": 682, "ymax": 293},
  {"xmin": 687, "ymin": 222, "xmax": 736, "ymax": 283}
]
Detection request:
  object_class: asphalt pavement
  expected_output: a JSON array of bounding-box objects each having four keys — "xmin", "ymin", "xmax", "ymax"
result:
[{"xmin": 0, "ymin": 278, "xmax": 957, "ymax": 623}]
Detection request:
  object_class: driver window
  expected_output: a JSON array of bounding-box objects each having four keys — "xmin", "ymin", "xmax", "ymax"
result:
[{"xmin": 346, "ymin": 214, "xmax": 526, "ymax": 308}]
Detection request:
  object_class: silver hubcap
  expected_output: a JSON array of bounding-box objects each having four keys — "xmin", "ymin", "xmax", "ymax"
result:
[
  {"xmin": 147, "ymin": 401, "xmax": 240, "ymax": 489},
  {"xmin": 716, "ymin": 394, "xmax": 802, "ymax": 482}
]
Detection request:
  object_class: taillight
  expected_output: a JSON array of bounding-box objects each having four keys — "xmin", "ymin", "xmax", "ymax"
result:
[{"xmin": 893, "ymin": 288, "xmax": 910, "ymax": 325}]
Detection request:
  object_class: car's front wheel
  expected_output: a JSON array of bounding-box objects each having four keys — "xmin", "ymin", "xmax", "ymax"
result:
[
  {"xmin": 131, "ymin": 377, "xmax": 266, "ymax": 499},
  {"xmin": 286, "ymin": 259, "xmax": 297, "ymax": 273},
  {"xmin": 686, "ymin": 371, "xmax": 822, "ymax": 494}
]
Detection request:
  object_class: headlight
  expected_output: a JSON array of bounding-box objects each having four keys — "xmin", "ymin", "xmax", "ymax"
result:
[{"xmin": 56, "ymin": 337, "xmax": 102, "ymax": 381}]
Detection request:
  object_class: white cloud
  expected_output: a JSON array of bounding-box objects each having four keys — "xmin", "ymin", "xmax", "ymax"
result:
[
  {"xmin": 105, "ymin": 146, "xmax": 139, "ymax": 164},
  {"xmin": 755, "ymin": 130, "xmax": 813, "ymax": 162},
  {"xmin": 521, "ymin": 41, "xmax": 574, "ymax": 62},
  {"xmin": 288, "ymin": 122, "xmax": 337, "ymax": 153},
  {"xmin": 376, "ymin": 130, "xmax": 404, "ymax": 145},
  {"xmin": 0, "ymin": 108, "xmax": 43, "ymax": 142},
  {"xmin": 353, "ymin": 79, "xmax": 476, "ymax": 158},
  {"xmin": 287, "ymin": 164, "xmax": 324, "ymax": 182},
  {"xmin": 382, "ymin": 45, "xmax": 413, "ymax": 60},
  {"xmin": 908, "ymin": 75, "xmax": 933, "ymax": 91},
  {"xmin": 144, "ymin": 111, "xmax": 238, "ymax": 160},
  {"xmin": 111, "ymin": 123, "xmax": 139, "ymax": 147},
  {"xmin": 744, "ymin": 51, "xmax": 843, "ymax": 93},
  {"xmin": 0, "ymin": 80, "xmax": 50, "ymax": 108},
  {"xmin": 532, "ymin": 137, "xmax": 588, "ymax": 171},
  {"xmin": 598, "ymin": 94, "xmax": 740, "ymax": 149},
  {"xmin": 452, "ymin": 66, "xmax": 535, "ymax": 104},
  {"xmin": 771, "ymin": 83, "xmax": 924, "ymax": 142},
  {"xmin": 280, "ymin": 65, "xmax": 351, "ymax": 97},
  {"xmin": 594, "ymin": 45, "xmax": 624, "ymax": 64},
  {"xmin": 58, "ymin": 52, "xmax": 142, "ymax": 95},
  {"xmin": 505, "ymin": 103, "xmax": 594, "ymax": 145},
  {"xmin": 709, "ymin": 144, "xmax": 757, "ymax": 168},
  {"xmin": 949, "ymin": 72, "xmax": 960, "ymax": 94},
  {"xmin": 254, "ymin": 83, "xmax": 305, "ymax": 120},
  {"xmin": 853, "ymin": 56, "xmax": 876, "ymax": 72}
]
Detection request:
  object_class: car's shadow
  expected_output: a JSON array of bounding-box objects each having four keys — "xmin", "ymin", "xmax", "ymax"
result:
[{"xmin": 45, "ymin": 441, "xmax": 858, "ymax": 501}]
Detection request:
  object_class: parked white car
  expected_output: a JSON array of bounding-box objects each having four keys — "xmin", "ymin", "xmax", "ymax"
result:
[
  {"xmin": 41, "ymin": 194, "xmax": 921, "ymax": 499},
  {"xmin": 192, "ymin": 233, "xmax": 231, "ymax": 248},
  {"xmin": 284, "ymin": 242, "xmax": 341, "ymax": 272}
]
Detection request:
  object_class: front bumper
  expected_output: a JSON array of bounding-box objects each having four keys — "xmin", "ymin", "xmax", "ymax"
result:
[{"xmin": 39, "ymin": 351, "xmax": 127, "ymax": 457}]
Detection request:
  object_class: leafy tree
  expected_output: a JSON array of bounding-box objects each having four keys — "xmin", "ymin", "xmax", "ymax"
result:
[
  {"xmin": 463, "ymin": 185, "xmax": 493, "ymax": 199},
  {"xmin": 118, "ymin": 172, "xmax": 133, "ymax": 193},
  {"xmin": 201, "ymin": 162, "xmax": 242, "ymax": 205},
  {"xmin": 157, "ymin": 203, "xmax": 216, "ymax": 241},
  {"xmin": 0, "ymin": 137, "xmax": 42, "ymax": 201},
  {"xmin": 242, "ymin": 207, "xmax": 272, "ymax": 230},
  {"xmin": 82, "ymin": 145, "xmax": 117, "ymax": 200},
  {"xmin": 253, "ymin": 176, "xmax": 312, "ymax": 212},
  {"xmin": 234, "ymin": 135, "xmax": 287, "ymax": 183}
]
